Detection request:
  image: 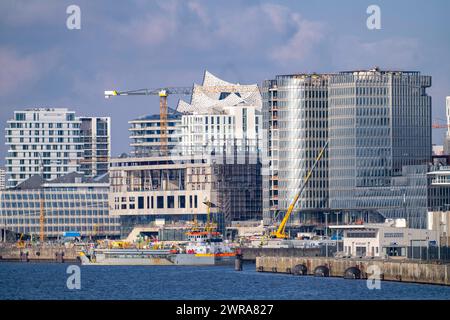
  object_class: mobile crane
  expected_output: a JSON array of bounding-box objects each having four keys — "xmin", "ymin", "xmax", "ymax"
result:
[{"xmin": 270, "ymin": 141, "xmax": 329, "ymax": 239}]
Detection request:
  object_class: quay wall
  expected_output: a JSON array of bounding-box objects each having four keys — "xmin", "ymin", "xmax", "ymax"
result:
[
  {"xmin": 241, "ymin": 247, "xmax": 322, "ymax": 261},
  {"xmin": 0, "ymin": 245, "xmax": 79, "ymax": 262},
  {"xmin": 256, "ymin": 256, "xmax": 450, "ymax": 286}
]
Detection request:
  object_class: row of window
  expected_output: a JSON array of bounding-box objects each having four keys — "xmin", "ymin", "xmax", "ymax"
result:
[
  {"xmin": 114, "ymin": 195, "xmax": 199, "ymax": 210},
  {"xmin": 9, "ymin": 121, "xmax": 79, "ymax": 129}
]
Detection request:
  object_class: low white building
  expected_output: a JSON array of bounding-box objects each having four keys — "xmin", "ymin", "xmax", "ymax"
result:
[{"xmin": 330, "ymin": 219, "xmax": 439, "ymax": 258}]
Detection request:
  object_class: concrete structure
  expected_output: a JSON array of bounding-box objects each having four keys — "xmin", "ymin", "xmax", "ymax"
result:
[
  {"xmin": 109, "ymin": 155, "xmax": 223, "ymax": 237},
  {"xmin": 330, "ymin": 219, "xmax": 439, "ymax": 258},
  {"xmin": 5, "ymin": 108, "xmax": 83, "ymax": 187},
  {"xmin": 0, "ymin": 168, "xmax": 5, "ymax": 190},
  {"xmin": 256, "ymin": 256, "xmax": 450, "ymax": 285},
  {"xmin": 0, "ymin": 172, "xmax": 120, "ymax": 239},
  {"xmin": 261, "ymin": 74, "xmax": 330, "ymax": 227},
  {"xmin": 79, "ymin": 117, "xmax": 111, "ymax": 177},
  {"xmin": 129, "ymin": 113, "xmax": 181, "ymax": 157},
  {"xmin": 328, "ymin": 68, "xmax": 432, "ymax": 228},
  {"xmin": 0, "ymin": 244, "xmax": 79, "ymax": 262}
]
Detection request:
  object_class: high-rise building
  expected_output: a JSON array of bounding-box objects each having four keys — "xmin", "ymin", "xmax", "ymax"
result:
[
  {"xmin": 5, "ymin": 108, "xmax": 83, "ymax": 187},
  {"xmin": 0, "ymin": 172, "xmax": 120, "ymax": 239},
  {"xmin": 261, "ymin": 79, "xmax": 278, "ymax": 225},
  {"xmin": 261, "ymin": 74, "xmax": 330, "ymax": 226},
  {"xmin": 328, "ymin": 68, "xmax": 432, "ymax": 228},
  {"xmin": 444, "ymin": 97, "xmax": 450, "ymax": 154},
  {"xmin": 0, "ymin": 167, "xmax": 5, "ymax": 190},
  {"xmin": 129, "ymin": 114, "xmax": 181, "ymax": 157},
  {"xmin": 79, "ymin": 117, "xmax": 111, "ymax": 177}
]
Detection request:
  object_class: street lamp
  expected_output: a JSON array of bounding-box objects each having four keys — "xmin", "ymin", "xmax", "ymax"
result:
[
  {"xmin": 324, "ymin": 212, "xmax": 329, "ymax": 257},
  {"xmin": 334, "ymin": 211, "xmax": 341, "ymax": 251}
]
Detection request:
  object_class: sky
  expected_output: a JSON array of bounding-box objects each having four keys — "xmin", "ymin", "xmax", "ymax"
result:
[{"xmin": 1, "ymin": 0, "xmax": 449, "ymax": 160}]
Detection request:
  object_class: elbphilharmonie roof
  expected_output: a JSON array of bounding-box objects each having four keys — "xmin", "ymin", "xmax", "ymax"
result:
[{"xmin": 176, "ymin": 70, "xmax": 262, "ymax": 114}]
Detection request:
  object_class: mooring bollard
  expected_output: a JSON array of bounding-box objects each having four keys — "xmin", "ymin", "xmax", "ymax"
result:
[
  {"xmin": 235, "ymin": 248, "xmax": 243, "ymax": 271},
  {"xmin": 55, "ymin": 251, "xmax": 65, "ymax": 263},
  {"xmin": 20, "ymin": 251, "xmax": 29, "ymax": 262}
]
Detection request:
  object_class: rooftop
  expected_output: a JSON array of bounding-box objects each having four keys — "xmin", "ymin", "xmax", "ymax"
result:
[{"xmin": 11, "ymin": 172, "xmax": 109, "ymax": 190}]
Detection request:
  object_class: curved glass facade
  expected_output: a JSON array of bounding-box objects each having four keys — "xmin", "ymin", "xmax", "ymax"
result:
[{"xmin": 263, "ymin": 74, "xmax": 329, "ymax": 224}]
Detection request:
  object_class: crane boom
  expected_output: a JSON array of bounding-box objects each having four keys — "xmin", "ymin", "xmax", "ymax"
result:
[
  {"xmin": 271, "ymin": 141, "xmax": 329, "ymax": 239},
  {"xmin": 104, "ymin": 84, "xmax": 261, "ymax": 156},
  {"xmin": 105, "ymin": 87, "xmax": 192, "ymax": 156}
]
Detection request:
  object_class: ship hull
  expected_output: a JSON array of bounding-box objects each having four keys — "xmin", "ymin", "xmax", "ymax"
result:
[{"xmin": 79, "ymin": 250, "xmax": 235, "ymax": 266}]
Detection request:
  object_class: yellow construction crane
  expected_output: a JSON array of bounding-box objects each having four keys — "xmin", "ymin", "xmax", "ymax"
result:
[
  {"xmin": 104, "ymin": 85, "xmax": 260, "ymax": 156},
  {"xmin": 105, "ymin": 87, "xmax": 192, "ymax": 156},
  {"xmin": 270, "ymin": 141, "xmax": 329, "ymax": 239},
  {"xmin": 203, "ymin": 199, "xmax": 216, "ymax": 233}
]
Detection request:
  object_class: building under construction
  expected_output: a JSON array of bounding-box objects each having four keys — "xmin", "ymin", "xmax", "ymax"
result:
[{"xmin": 106, "ymin": 71, "xmax": 263, "ymax": 237}]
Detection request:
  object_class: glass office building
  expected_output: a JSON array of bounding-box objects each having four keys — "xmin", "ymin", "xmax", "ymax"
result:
[
  {"xmin": 0, "ymin": 172, "xmax": 120, "ymax": 239},
  {"xmin": 328, "ymin": 68, "xmax": 432, "ymax": 228},
  {"xmin": 262, "ymin": 74, "xmax": 330, "ymax": 226}
]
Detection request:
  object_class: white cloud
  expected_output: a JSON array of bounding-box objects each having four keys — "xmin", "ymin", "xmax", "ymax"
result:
[{"xmin": 271, "ymin": 17, "xmax": 325, "ymax": 63}]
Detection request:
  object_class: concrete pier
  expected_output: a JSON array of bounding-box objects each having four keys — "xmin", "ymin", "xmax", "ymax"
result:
[
  {"xmin": 240, "ymin": 247, "xmax": 322, "ymax": 261},
  {"xmin": 256, "ymin": 256, "xmax": 450, "ymax": 286},
  {"xmin": 0, "ymin": 244, "xmax": 79, "ymax": 263}
]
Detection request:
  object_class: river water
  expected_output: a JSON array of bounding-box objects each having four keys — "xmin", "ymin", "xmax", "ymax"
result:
[{"xmin": 1, "ymin": 262, "xmax": 449, "ymax": 300}]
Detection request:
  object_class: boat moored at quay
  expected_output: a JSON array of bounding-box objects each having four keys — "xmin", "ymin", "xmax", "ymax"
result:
[{"xmin": 79, "ymin": 229, "xmax": 236, "ymax": 266}]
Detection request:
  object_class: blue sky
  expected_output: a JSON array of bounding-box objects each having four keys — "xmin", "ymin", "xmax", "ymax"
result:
[{"xmin": 1, "ymin": 0, "xmax": 449, "ymax": 159}]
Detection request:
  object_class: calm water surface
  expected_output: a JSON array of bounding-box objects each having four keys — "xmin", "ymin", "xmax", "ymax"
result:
[{"xmin": 1, "ymin": 262, "xmax": 450, "ymax": 300}]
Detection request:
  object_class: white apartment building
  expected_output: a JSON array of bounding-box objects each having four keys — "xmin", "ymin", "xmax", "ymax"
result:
[
  {"xmin": 129, "ymin": 113, "xmax": 181, "ymax": 157},
  {"xmin": 5, "ymin": 108, "xmax": 83, "ymax": 187}
]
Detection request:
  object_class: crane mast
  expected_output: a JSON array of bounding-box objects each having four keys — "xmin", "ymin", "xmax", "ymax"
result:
[{"xmin": 105, "ymin": 87, "xmax": 192, "ymax": 156}]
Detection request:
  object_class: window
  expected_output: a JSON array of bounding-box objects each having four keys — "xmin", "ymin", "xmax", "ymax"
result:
[
  {"xmin": 167, "ymin": 196, "xmax": 174, "ymax": 208},
  {"xmin": 157, "ymin": 196, "xmax": 164, "ymax": 209},
  {"xmin": 138, "ymin": 196, "xmax": 144, "ymax": 209},
  {"xmin": 178, "ymin": 195, "xmax": 186, "ymax": 208}
]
